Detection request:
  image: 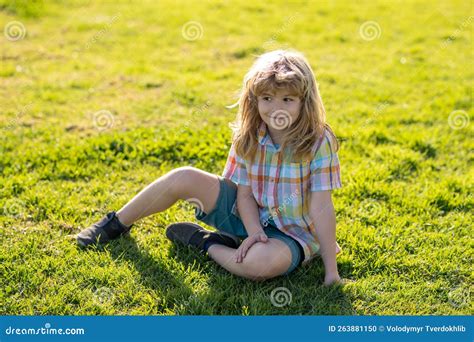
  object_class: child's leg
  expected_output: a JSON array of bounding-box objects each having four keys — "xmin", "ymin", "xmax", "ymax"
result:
[
  {"xmin": 207, "ymin": 239, "xmax": 293, "ymax": 281},
  {"xmin": 116, "ymin": 166, "xmax": 221, "ymax": 227}
]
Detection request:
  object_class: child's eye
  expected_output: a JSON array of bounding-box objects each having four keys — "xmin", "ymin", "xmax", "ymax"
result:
[
  {"xmin": 284, "ymin": 98, "xmax": 294, "ymax": 102},
  {"xmin": 262, "ymin": 97, "xmax": 271, "ymax": 101}
]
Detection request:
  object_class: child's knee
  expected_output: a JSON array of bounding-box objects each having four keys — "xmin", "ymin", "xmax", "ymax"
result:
[
  {"xmin": 240, "ymin": 242, "xmax": 290, "ymax": 281},
  {"xmin": 242, "ymin": 261, "xmax": 273, "ymax": 281},
  {"xmin": 167, "ymin": 166, "xmax": 200, "ymax": 196}
]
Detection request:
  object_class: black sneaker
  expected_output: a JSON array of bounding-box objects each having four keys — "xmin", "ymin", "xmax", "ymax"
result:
[
  {"xmin": 76, "ymin": 211, "xmax": 132, "ymax": 247},
  {"xmin": 165, "ymin": 222, "xmax": 240, "ymax": 252}
]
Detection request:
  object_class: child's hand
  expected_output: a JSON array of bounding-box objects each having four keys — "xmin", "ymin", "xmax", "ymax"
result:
[
  {"xmin": 234, "ymin": 232, "xmax": 268, "ymax": 263},
  {"xmin": 323, "ymin": 273, "xmax": 342, "ymax": 286}
]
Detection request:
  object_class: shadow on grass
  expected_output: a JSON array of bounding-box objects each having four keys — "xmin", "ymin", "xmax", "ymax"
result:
[
  {"xmin": 165, "ymin": 238, "xmax": 356, "ymax": 315},
  {"xmin": 84, "ymin": 229, "xmax": 355, "ymax": 314},
  {"xmin": 104, "ymin": 235, "xmax": 196, "ymax": 309}
]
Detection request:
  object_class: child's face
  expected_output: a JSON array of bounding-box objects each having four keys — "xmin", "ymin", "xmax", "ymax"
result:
[{"xmin": 257, "ymin": 88, "xmax": 302, "ymax": 131}]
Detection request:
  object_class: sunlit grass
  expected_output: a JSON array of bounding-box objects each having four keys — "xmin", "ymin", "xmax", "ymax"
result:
[{"xmin": 0, "ymin": 0, "xmax": 472, "ymax": 315}]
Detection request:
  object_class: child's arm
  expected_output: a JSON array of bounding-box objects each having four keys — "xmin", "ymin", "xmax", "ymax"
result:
[
  {"xmin": 234, "ymin": 184, "xmax": 268, "ymax": 263},
  {"xmin": 309, "ymin": 190, "xmax": 341, "ymax": 285}
]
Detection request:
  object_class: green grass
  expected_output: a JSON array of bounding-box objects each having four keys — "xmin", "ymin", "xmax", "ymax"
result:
[{"xmin": 0, "ymin": 0, "xmax": 472, "ymax": 315}]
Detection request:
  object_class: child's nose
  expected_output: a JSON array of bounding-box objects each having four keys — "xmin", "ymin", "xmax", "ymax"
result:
[
  {"xmin": 271, "ymin": 100, "xmax": 287, "ymax": 112},
  {"xmin": 271, "ymin": 105, "xmax": 286, "ymax": 114},
  {"xmin": 271, "ymin": 104, "xmax": 284, "ymax": 113}
]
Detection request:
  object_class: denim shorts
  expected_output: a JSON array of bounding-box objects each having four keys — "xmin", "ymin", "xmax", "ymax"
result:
[{"xmin": 194, "ymin": 176, "xmax": 304, "ymax": 275}]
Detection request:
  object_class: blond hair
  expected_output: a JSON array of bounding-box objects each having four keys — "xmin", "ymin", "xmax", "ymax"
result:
[{"xmin": 228, "ymin": 49, "xmax": 339, "ymax": 162}]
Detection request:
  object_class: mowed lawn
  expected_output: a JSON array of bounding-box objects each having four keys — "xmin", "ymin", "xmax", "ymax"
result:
[{"xmin": 0, "ymin": 0, "xmax": 472, "ymax": 315}]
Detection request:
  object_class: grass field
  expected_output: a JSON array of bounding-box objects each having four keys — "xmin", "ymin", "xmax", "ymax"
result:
[{"xmin": 0, "ymin": 0, "xmax": 472, "ymax": 315}]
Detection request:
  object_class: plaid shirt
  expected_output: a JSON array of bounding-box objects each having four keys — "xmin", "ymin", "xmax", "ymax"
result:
[{"xmin": 222, "ymin": 121, "xmax": 342, "ymax": 264}]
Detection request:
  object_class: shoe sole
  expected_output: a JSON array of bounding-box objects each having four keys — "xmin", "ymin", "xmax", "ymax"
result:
[{"xmin": 166, "ymin": 222, "xmax": 241, "ymax": 247}]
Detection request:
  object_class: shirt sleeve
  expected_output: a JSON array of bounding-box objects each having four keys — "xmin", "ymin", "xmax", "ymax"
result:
[
  {"xmin": 309, "ymin": 130, "xmax": 342, "ymax": 192},
  {"xmin": 222, "ymin": 142, "xmax": 250, "ymax": 186}
]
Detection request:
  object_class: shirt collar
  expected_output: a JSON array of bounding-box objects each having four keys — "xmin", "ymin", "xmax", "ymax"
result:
[
  {"xmin": 257, "ymin": 121, "xmax": 281, "ymax": 151},
  {"xmin": 257, "ymin": 121, "xmax": 268, "ymax": 145}
]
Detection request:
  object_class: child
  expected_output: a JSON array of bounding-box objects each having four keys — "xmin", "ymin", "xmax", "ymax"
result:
[{"xmin": 76, "ymin": 49, "xmax": 343, "ymax": 285}]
